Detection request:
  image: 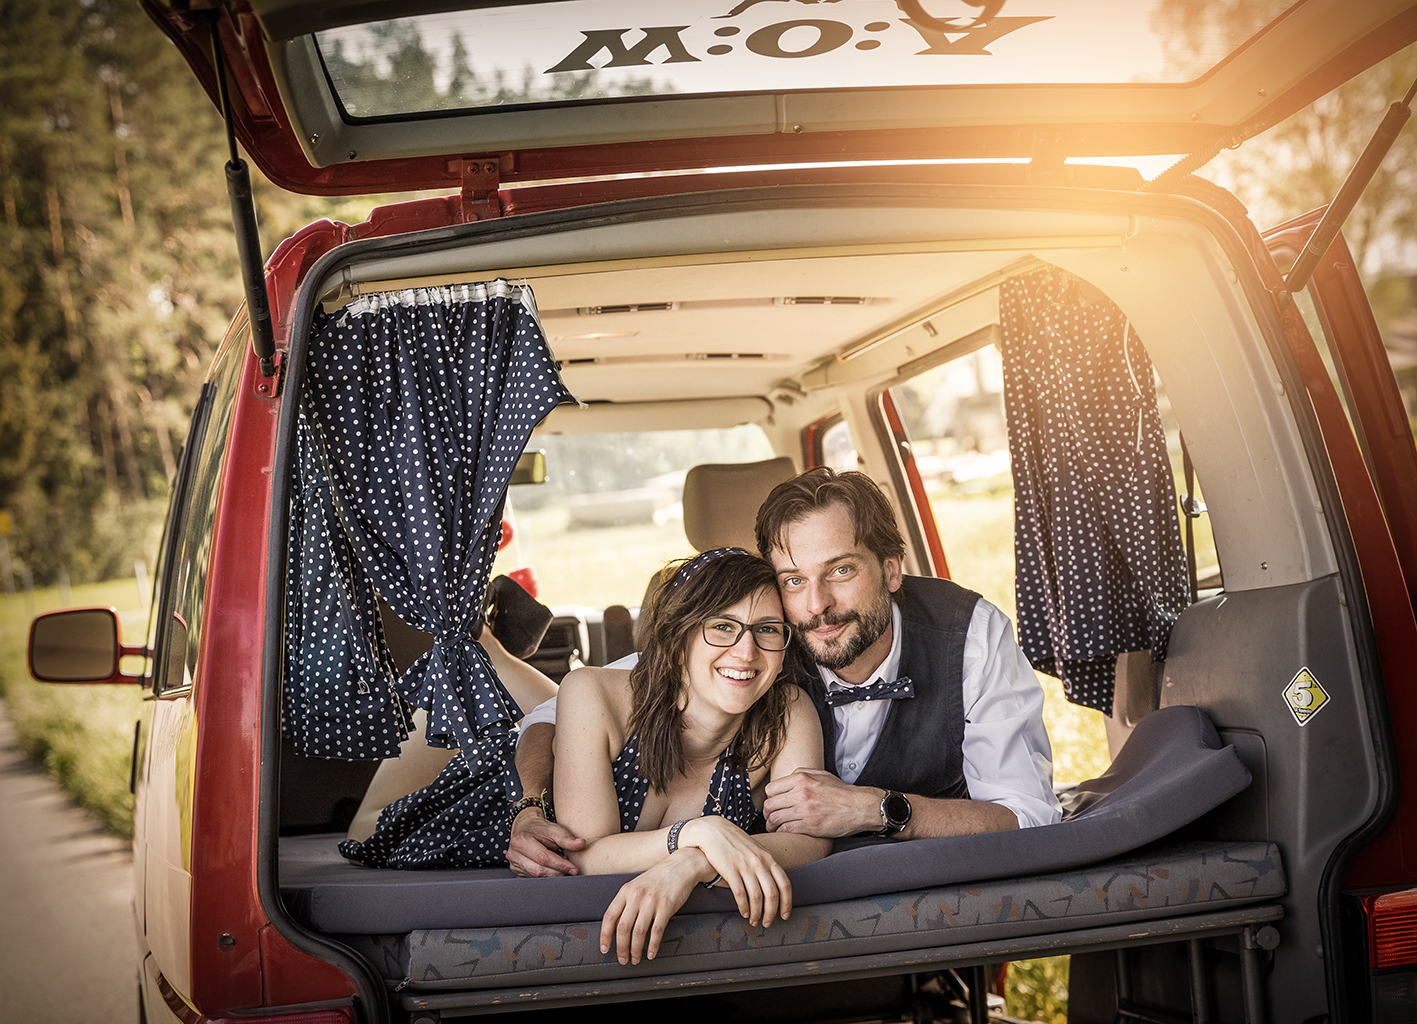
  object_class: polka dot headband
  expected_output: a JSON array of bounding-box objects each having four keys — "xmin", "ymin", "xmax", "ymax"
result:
[{"xmin": 670, "ymin": 547, "xmax": 752, "ymax": 589}]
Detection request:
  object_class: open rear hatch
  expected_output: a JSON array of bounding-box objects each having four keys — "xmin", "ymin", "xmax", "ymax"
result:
[{"xmin": 145, "ymin": 0, "xmax": 1417, "ymax": 193}]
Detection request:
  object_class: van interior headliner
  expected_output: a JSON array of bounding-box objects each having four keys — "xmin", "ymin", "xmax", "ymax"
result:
[{"xmin": 318, "ymin": 190, "xmax": 1337, "ymax": 594}]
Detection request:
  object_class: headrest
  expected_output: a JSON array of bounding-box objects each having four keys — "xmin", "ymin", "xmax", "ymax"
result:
[{"xmin": 682, "ymin": 457, "xmax": 796, "ymax": 554}]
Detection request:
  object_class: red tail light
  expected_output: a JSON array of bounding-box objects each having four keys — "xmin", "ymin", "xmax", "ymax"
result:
[{"xmin": 1368, "ymin": 889, "xmax": 1417, "ymax": 969}]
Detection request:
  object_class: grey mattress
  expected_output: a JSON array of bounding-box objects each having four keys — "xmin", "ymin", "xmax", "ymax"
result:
[
  {"xmin": 282, "ymin": 705, "xmax": 1257, "ymax": 935},
  {"xmin": 345, "ymin": 839, "xmax": 1285, "ymax": 990}
]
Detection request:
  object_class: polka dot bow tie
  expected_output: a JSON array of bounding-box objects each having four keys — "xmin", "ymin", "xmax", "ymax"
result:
[{"xmin": 824, "ymin": 676, "xmax": 915, "ymax": 708}]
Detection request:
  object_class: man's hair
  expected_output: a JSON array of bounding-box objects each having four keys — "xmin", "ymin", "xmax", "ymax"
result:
[
  {"xmin": 628, "ymin": 549, "xmax": 796, "ymax": 791},
  {"xmin": 755, "ymin": 467, "xmax": 906, "ymax": 565}
]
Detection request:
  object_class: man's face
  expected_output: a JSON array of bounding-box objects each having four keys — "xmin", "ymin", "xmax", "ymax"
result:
[{"xmin": 768, "ymin": 503, "xmax": 903, "ymax": 681}]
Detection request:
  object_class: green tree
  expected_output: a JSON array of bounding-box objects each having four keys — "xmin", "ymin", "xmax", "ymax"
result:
[
  {"xmin": 1, "ymin": 1, "xmax": 240, "ymax": 585},
  {"xmin": 0, "ymin": 2, "xmax": 428, "ymax": 588},
  {"xmin": 1209, "ymin": 45, "xmax": 1417, "ymax": 276}
]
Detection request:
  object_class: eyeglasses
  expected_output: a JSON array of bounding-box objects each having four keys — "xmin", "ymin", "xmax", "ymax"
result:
[{"xmin": 701, "ymin": 616, "xmax": 791, "ymax": 651}]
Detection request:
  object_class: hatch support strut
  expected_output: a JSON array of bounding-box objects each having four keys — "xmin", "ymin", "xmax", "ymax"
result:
[
  {"xmin": 208, "ymin": 15, "xmax": 277, "ymax": 379},
  {"xmin": 1285, "ymin": 76, "xmax": 1417, "ymax": 292}
]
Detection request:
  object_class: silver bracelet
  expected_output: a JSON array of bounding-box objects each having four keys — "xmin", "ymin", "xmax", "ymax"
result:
[
  {"xmin": 666, "ymin": 819, "xmax": 690, "ymax": 854},
  {"xmin": 701, "ymin": 873, "xmax": 722, "ymax": 891}
]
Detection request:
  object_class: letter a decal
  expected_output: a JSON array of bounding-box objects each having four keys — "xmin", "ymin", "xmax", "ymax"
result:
[{"xmin": 900, "ymin": 16, "xmax": 1051, "ymax": 56}]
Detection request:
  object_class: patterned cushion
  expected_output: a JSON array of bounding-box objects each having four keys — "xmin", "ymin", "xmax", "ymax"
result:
[{"xmin": 341, "ymin": 839, "xmax": 1284, "ymax": 990}]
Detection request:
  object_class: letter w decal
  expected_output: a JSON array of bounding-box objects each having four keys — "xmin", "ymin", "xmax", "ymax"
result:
[{"xmin": 546, "ymin": 27, "xmax": 701, "ymax": 73}]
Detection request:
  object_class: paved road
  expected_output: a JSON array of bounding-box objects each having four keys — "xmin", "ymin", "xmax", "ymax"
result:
[{"xmin": 0, "ymin": 702, "xmax": 137, "ymax": 1022}]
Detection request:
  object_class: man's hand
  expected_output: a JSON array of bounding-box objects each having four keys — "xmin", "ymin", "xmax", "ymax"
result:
[
  {"xmin": 762, "ymin": 768, "xmax": 881, "ymax": 838},
  {"xmin": 506, "ymin": 808, "xmax": 586, "ymax": 877}
]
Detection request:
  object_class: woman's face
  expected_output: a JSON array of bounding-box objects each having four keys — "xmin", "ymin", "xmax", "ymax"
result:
[{"xmin": 682, "ymin": 585, "xmax": 787, "ymax": 718}]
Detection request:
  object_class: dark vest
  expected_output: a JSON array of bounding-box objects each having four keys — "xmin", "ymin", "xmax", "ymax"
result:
[{"xmin": 801, "ymin": 575, "xmax": 980, "ymax": 800}]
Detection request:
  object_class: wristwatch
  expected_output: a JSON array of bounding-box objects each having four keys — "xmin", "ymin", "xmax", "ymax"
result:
[{"xmin": 878, "ymin": 790, "xmax": 912, "ymax": 837}]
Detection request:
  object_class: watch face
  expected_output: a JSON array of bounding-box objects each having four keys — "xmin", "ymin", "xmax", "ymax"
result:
[{"xmin": 883, "ymin": 792, "xmax": 911, "ymax": 825}]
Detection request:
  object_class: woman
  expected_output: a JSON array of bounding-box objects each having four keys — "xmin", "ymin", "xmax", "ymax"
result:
[
  {"xmin": 553, "ymin": 547, "xmax": 829, "ymax": 965},
  {"xmin": 343, "ymin": 548, "xmax": 829, "ymax": 965}
]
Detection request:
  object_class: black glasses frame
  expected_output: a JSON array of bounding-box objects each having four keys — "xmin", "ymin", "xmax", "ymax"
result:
[{"xmin": 700, "ymin": 616, "xmax": 791, "ymax": 651}]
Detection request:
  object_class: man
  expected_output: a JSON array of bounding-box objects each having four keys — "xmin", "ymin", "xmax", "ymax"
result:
[{"xmin": 506, "ymin": 468, "xmax": 1059, "ymax": 877}]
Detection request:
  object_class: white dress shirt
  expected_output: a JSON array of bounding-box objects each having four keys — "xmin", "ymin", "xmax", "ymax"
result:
[
  {"xmin": 820, "ymin": 601, "xmax": 1060, "ymax": 829},
  {"xmin": 517, "ymin": 607, "xmax": 1061, "ymax": 829},
  {"xmin": 515, "ymin": 651, "xmax": 635, "ymax": 732}
]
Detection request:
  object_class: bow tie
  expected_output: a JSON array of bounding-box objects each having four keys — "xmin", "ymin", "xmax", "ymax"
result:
[{"xmin": 823, "ymin": 676, "xmax": 914, "ymax": 708}]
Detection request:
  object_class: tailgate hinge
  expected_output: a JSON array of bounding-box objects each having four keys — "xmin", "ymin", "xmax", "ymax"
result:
[{"xmin": 461, "ymin": 158, "xmax": 502, "ymax": 222}]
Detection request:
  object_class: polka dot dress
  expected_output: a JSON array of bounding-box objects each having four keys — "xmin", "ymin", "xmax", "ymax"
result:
[
  {"xmin": 1000, "ymin": 267, "xmax": 1189, "ymax": 715},
  {"xmin": 340, "ymin": 734, "xmax": 758, "ymax": 869},
  {"xmin": 285, "ymin": 281, "xmax": 575, "ymax": 769}
]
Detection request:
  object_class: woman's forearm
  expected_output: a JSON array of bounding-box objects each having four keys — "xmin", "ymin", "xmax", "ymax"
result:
[
  {"xmin": 566, "ymin": 826, "xmax": 713, "ymax": 879},
  {"xmin": 751, "ymin": 832, "xmax": 830, "ymax": 870}
]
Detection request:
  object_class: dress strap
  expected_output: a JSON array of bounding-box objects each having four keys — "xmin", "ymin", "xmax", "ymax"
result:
[
  {"xmin": 703, "ymin": 747, "xmax": 756, "ymax": 830},
  {"xmin": 613, "ymin": 734, "xmax": 651, "ymax": 833}
]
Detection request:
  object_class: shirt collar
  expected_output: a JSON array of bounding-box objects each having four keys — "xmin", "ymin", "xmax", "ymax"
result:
[{"xmin": 819, "ymin": 602, "xmax": 903, "ymax": 694}]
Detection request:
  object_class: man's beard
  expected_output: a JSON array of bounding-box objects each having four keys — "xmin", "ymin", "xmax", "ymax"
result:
[{"xmin": 795, "ymin": 585, "xmax": 893, "ymax": 671}]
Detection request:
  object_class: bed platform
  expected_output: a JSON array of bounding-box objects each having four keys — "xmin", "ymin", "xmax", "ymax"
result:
[{"xmin": 279, "ymin": 706, "xmax": 1282, "ymax": 1014}]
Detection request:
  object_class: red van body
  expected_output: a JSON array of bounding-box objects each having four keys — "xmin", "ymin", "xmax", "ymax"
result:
[{"xmin": 29, "ymin": 2, "xmax": 1417, "ymax": 1021}]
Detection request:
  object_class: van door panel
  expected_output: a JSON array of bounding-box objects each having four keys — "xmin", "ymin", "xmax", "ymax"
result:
[
  {"xmin": 1262, "ymin": 216, "xmax": 1417, "ymax": 890},
  {"xmin": 144, "ymin": 695, "xmax": 196, "ymax": 1001},
  {"xmin": 1164, "ymin": 574, "xmax": 1374, "ymax": 1020}
]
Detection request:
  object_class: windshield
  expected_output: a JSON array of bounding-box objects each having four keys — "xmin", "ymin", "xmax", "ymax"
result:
[
  {"xmin": 490, "ymin": 425, "xmax": 776, "ymax": 608},
  {"xmin": 316, "ymin": 0, "xmax": 1298, "ymax": 119}
]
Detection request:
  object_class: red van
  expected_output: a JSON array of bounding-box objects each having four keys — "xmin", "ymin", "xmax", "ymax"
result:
[{"xmin": 27, "ymin": 1, "xmax": 1417, "ymax": 1021}]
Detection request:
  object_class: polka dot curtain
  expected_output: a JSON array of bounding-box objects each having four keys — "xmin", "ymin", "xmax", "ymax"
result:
[
  {"xmin": 286, "ymin": 280, "xmax": 575, "ymax": 769},
  {"xmin": 1001, "ymin": 267, "xmax": 1189, "ymax": 716},
  {"xmin": 285, "ymin": 408, "xmax": 411, "ymax": 759}
]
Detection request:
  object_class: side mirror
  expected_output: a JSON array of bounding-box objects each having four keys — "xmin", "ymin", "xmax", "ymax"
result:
[{"xmin": 28, "ymin": 607, "xmax": 146, "ymax": 684}]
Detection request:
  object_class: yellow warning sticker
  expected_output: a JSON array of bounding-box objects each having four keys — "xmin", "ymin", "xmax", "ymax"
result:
[{"xmin": 1283, "ymin": 667, "xmax": 1330, "ymax": 726}]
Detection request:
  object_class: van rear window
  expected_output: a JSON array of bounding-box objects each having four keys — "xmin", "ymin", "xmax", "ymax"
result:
[{"xmin": 315, "ymin": 0, "xmax": 1296, "ymax": 119}]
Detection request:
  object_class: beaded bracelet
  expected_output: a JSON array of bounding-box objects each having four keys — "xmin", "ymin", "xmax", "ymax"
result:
[
  {"xmin": 508, "ymin": 790, "xmax": 546, "ymax": 829},
  {"xmin": 666, "ymin": 819, "xmax": 690, "ymax": 854}
]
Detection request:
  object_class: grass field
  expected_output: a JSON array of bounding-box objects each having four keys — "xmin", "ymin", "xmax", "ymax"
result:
[{"xmin": 0, "ymin": 578, "xmax": 148, "ymax": 839}]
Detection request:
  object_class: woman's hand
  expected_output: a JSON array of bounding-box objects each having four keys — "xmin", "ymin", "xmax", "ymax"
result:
[
  {"xmin": 680, "ymin": 815, "xmax": 794, "ymax": 927},
  {"xmin": 599, "ymin": 849, "xmax": 707, "ymax": 965}
]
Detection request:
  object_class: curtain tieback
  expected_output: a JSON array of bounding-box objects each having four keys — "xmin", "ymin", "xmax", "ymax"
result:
[{"xmin": 434, "ymin": 629, "xmax": 474, "ymax": 648}]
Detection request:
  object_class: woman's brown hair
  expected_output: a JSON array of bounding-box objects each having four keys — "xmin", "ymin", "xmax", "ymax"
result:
[{"xmin": 627, "ymin": 548, "xmax": 796, "ymax": 792}]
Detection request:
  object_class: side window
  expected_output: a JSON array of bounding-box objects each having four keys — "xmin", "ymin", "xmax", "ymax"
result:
[
  {"xmin": 815, "ymin": 417, "xmax": 860, "ymax": 472},
  {"xmin": 140, "ymin": 499, "xmax": 175, "ymax": 692},
  {"xmin": 888, "ymin": 342, "xmax": 1222, "ymax": 613},
  {"xmin": 888, "ymin": 343, "xmax": 1015, "ymax": 616},
  {"xmin": 150, "ymin": 342, "xmax": 245, "ymax": 696},
  {"xmin": 1154, "ymin": 383, "xmax": 1222, "ymax": 593},
  {"xmin": 886, "ymin": 335, "xmax": 1220, "ymax": 783}
]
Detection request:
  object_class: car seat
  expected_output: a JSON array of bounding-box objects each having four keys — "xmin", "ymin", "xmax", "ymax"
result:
[{"xmin": 612, "ymin": 456, "xmax": 796, "ymax": 658}]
